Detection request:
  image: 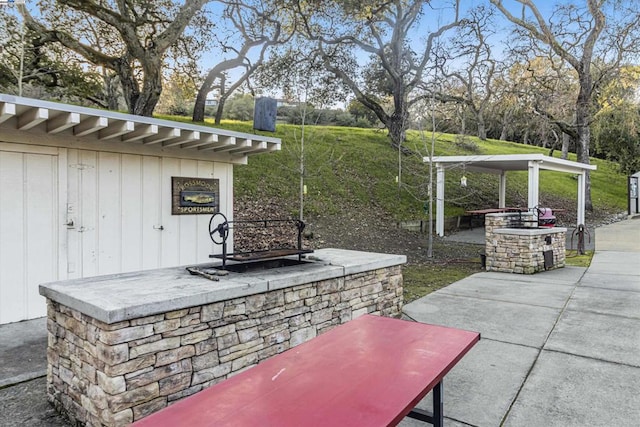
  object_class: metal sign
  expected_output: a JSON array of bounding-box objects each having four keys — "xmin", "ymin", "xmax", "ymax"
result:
[
  {"xmin": 171, "ymin": 177, "xmax": 219, "ymax": 215},
  {"xmin": 253, "ymin": 97, "xmax": 277, "ymax": 132}
]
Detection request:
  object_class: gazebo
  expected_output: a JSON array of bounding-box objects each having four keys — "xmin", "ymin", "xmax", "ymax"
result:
[{"xmin": 423, "ymin": 154, "xmax": 597, "ymax": 237}]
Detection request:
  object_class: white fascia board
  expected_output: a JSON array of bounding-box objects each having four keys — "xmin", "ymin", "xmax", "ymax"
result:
[
  {"xmin": 228, "ymin": 139, "xmax": 257, "ymax": 154},
  {"xmin": 465, "ymin": 165, "xmax": 506, "ymax": 174},
  {"xmin": 427, "ymin": 154, "xmax": 596, "ymax": 173},
  {"xmin": 538, "ymin": 157, "xmax": 597, "ymax": 173},
  {"xmin": 233, "ymin": 141, "xmax": 269, "ymax": 155}
]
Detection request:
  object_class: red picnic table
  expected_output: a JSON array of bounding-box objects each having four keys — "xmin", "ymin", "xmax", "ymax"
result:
[{"xmin": 132, "ymin": 314, "xmax": 480, "ymax": 427}]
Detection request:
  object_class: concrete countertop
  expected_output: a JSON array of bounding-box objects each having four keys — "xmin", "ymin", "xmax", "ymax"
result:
[
  {"xmin": 494, "ymin": 227, "xmax": 567, "ymax": 235},
  {"xmin": 39, "ymin": 249, "xmax": 406, "ymax": 324}
]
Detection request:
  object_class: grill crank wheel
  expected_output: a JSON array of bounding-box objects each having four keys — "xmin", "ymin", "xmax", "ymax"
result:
[{"xmin": 209, "ymin": 212, "xmax": 229, "ymax": 245}]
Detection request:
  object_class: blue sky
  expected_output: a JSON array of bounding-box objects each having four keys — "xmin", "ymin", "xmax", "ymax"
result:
[
  {"xmin": 7, "ymin": 0, "xmax": 596, "ymax": 104},
  {"xmin": 197, "ymin": 0, "xmax": 564, "ymax": 100}
]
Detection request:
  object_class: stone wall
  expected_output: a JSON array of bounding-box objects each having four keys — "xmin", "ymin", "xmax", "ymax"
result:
[
  {"xmin": 485, "ymin": 213, "xmax": 566, "ymax": 274},
  {"xmin": 45, "ymin": 266, "xmax": 403, "ymax": 426}
]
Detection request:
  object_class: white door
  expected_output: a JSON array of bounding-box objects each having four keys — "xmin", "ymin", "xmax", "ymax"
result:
[
  {"xmin": 0, "ymin": 147, "xmax": 60, "ymax": 324},
  {"xmin": 65, "ymin": 150, "xmax": 164, "ymax": 278}
]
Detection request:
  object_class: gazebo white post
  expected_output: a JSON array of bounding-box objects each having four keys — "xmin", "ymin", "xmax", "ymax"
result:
[
  {"xmin": 527, "ymin": 160, "xmax": 540, "ymax": 209},
  {"xmin": 577, "ymin": 171, "xmax": 586, "ymax": 225},
  {"xmin": 436, "ymin": 164, "xmax": 445, "ymax": 237},
  {"xmin": 498, "ymin": 171, "xmax": 506, "ymax": 208}
]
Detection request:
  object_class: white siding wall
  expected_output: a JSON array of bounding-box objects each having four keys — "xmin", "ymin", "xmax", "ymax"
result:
[{"xmin": 0, "ymin": 145, "xmax": 233, "ymax": 324}]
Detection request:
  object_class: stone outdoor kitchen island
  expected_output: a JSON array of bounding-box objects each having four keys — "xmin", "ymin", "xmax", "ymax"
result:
[{"xmin": 39, "ymin": 249, "xmax": 405, "ymax": 426}]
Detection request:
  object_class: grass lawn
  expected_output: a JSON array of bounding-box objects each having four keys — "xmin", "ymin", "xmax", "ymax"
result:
[
  {"xmin": 403, "ymin": 250, "xmax": 595, "ymax": 304},
  {"xmin": 565, "ymin": 250, "xmax": 594, "ymax": 267},
  {"xmin": 402, "ymin": 261, "xmax": 482, "ymax": 304}
]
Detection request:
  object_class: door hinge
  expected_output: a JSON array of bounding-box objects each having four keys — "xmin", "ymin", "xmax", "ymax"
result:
[{"xmin": 69, "ymin": 163, "xmax": 95, "ymax": 170}]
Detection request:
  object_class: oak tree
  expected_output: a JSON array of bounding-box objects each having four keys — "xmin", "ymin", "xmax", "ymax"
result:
[
  {"xmin": 192, "ymin": 0, "xmax": 294, "ymax": 123},
  {"xmin": 19, "ymin": 0, "xmax": 209, "ymax": 116},
  {"xmin": 490, "ymin": 0, "xmax": 640, "ymax": 210},
  {"xmin": 436, "ymin": 5, "xmax": 497, "ymax": 140},
  {"xmin": 295, "ymin": 0, "xmax": 462, "ymax": 150}
]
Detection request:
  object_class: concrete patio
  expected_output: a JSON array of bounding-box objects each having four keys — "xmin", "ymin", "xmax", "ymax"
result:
[
  {"xmin": 0, "ymin": 218, "xmax": 638, "ymax": 426},
  {"xmin": 401, "ymin": 216, "xmax": 640, "ymax": 426}
]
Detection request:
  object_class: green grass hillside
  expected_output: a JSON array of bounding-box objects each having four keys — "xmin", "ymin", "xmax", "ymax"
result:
[{"xmin": 167, "ymin": 117, "xmax": 627, "ymax": 221}]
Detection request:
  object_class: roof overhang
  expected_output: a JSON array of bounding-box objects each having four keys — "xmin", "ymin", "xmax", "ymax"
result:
[
  {"xmin": 424, "ymin": 154, "xmax": 597, "ymax": 174},
  {"xmin": 0, "ymin": 94, "xmax": 281, "ymax": 164}
]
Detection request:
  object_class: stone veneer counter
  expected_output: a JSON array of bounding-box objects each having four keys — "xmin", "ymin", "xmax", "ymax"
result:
[
  {"xmin": 39, "ymin": 248, "xmax": 406, "ymax": 426},
  {"xmin": 485, "ymin": 213, "xmax": 567, "ymax": 274}
]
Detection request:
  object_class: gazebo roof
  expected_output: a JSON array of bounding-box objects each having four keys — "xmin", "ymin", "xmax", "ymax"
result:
[
  {"xmin": 0, "ymin": 94, "xmax": 280, "ymax": 164},
  {"xmin": 424, "ymin": 154, "xmax": 596, "ymax": 174}
]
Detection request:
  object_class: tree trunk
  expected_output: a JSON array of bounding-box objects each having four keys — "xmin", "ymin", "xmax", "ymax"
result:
[
  {"xmin": 387, "ymin": 80, "xmax": 408, "ymax": 149},
  {"xmin": 499, "ymin": 109, "xmax": 512, "ymax": 141},
  {"xmin": 215, "ymin": 99, "xmax": 225, "ymax": 124},
  {"xmin": 477, "ymin": 110, "xmax": 487, "ymax": 140},
  {"xmin": 111, "ymin": 56, "xmax": 139, "ymax": 115},
  {"xmin": 561, "ymin": 132, "xmax": 570, "ymax": 159},
  {"xmin": 460, "ymin": 108, "xmax": 466, "ymax": 136},
  {"xmin": 120, "ymin": 78, "xmax": 140, "ymax": 115},
  {"xmin": 192, "ymin": 89, "xmax": 208, "ymax": 122},
  {"xmin": 193, "ymin": 71, "xmax": 218, "ymax": 122},
  {"xmin": 133, "ymin": 63, "xmax": 163, "ymax": 117},
  {"xmin": 499, "ymin": 122, "xmax": 508, "ymax": 141},
  {"xmin": 387, "ymin": 115, "xmax": 406, "ymax": 149},
  {"xmin": 576, "ymin": 121, "xmax": 593, "ymax": 211},
  {"xmin": 113, "ymin": 56, "xmax": 161, "ymax": 117},
  {"xmin": 576, "ymin": 77, "xmax": 593, "ymax": 211},
  {"xmin": 102, "ymin": 71, "xmax": 119, "ymax": 111}
]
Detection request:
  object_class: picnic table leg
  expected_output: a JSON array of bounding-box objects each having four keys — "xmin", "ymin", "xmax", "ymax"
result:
[
  {"xmin": 433, "ymin": 380, "xmax": 443, "ymax": 427},
  {"xmin": 406, "ymin": 380, "xmax": 444, "ymax": 426}
]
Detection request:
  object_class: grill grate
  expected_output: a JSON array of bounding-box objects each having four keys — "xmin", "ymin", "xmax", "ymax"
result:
[{"xmin": 208, "ymin": 213, "xmax": 313, "ymax": 269}]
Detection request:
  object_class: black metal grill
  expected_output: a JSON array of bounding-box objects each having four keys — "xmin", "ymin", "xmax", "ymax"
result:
[{"xmin": 208, "ymin": 213, "xmax": 313, "ymax": 269}]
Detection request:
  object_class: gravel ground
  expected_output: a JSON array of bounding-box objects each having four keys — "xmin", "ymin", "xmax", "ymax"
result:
[
  {"xmin": 0, "ymin": 378, "xmax": 69, "ymax": 427},
  {"xmin": 306, "ymin": 209, "xmax": 483, "ymax": 265}
]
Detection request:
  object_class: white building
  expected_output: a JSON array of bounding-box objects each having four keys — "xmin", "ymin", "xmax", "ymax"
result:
[{"xmin": 0, "ymin": 94, "xmax": 280, "ymax": 324}]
